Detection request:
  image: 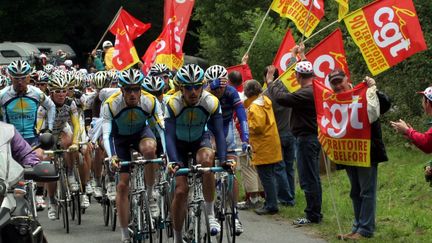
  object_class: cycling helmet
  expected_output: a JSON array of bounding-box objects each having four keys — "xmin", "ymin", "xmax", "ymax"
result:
[
  {"xmin": 149, "ymin": 63, "xmax": 171, "ymax": 77},
  {"xmin": 29, "ymin": 69, "xmax": 39, "ymax": 83},
  {"xmin": 175, "ymin": 64, "xmax": 204, "ymax": 85},
  {"xmin": 117, "ymin": 69, "xmax": 144, "ymax": 87},
  {"xmin": 43, "ymin": 64, "xmax": 55, "ymax": 74},
  {"xmin": 205, "ymin": 65, "xmax": 228, "ymax": 81},
  {"xmin": 93, "ymin": 71, "xmax": 110, "ymax": 89},
  {"xmin": 142, "ymin": 75, "xmax": 165, "ymax": 93},
  {"xmin": 0, "ymin": 75, "xmax": 10, "ymax": 87},
  {"xmin": 49, "ymin": 74, "xmax": 69, "ymax": 89},
  {"xmin": 36, "ymin": 71, "xmax": 50, "ymax": 83},
  {"xmin": 72, "ymin": 74, "xmax": 86, "ymax": 89},
  {"xmin": 7, "ymin": 60, "xmax": 32, "ymax": 77}
]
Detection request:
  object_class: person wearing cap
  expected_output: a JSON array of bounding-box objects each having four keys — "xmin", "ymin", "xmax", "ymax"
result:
[
  {"xmin": 102, "ymin": 40, "xmax": 115, "ymax": 70},
  {"xmin": 266, "ymin": 44, "xmax": 323, "ymax": 225},
  {"xmin": 392, "ymin": 87, "xmax": 432, "ymax": 152},
  {"xmin": 328, "ymin": 69, "xmax": 390, "ymax": 240}
]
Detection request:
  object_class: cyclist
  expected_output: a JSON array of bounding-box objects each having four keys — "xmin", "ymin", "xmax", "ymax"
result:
[
  {"xmin": 102, "ymin": 68, "xmax": 164, "ymax": 243},
  {"xmin": 35, "ymin": 71, "xmax": 50, "ymax": 95},
  {"xmin": 0, "ymin": 60, "xmax": 55, "ymax": 147},
  {"xmin": 38, "ymin": 73, "xmax": 83, "ymax": 219},
  {"xmin": 0, "ymin": 75, "xmax": 9, "ymax": 90},
  {"xmin": 205, "ymin": 64, "xmax": 249, "ymax": 235},
  {"xmin": 148, "ymin": 63, "xmax": 172, "ymax": 93},
  {"xmin": 165, "ymin": 64, "xmax": 228, "ymax": 242},
  {"xmin": 43, "ymin": 64, "xmax": 55, "ymax": 75}
]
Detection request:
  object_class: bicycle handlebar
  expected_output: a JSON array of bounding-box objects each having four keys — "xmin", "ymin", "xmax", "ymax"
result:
[
  {"xmin": 175, "ymin": 166, "xmax": 225, "ymax": 176},
  {"xmin": 119, "ymin": 158, "xmax": 164, "ymax": 167}
]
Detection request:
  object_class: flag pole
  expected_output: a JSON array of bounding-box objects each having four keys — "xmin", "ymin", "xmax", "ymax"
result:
[
  {"xmin": 94, "ymin": 6, "xmax": 123, "ymax": 51},
  {"xmin": 300, "ymin": 3, "xmax": 314, "ymax": 43},
  {"xmin": 245, "ymin": 5, "xmax": 272, "ymax": 56},
  {"xmin": 303, "ymin": 20, "xmax": 338, "ymax": 44}
]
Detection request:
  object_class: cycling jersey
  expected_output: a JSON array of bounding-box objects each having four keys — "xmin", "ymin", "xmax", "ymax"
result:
[
  {"xmin": 0, "ymin": 85, "xmax": 55, "ymax": 139},
  {"xmin": 208, "ymin": 85, "xmax": 249, "ymax": 143},
  {"xmin": 165, "ymin": 90, "xmax": 227, "ymax": 165},
  {"xmin": 37, "ymin": 97, "xmax": 80, "ymax": 144},
  {"xmin": 101, "ymin": 90, "xmax": 164, "ymax": 158}
]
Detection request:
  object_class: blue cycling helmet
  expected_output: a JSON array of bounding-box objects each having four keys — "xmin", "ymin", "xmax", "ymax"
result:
[
  {"xmin": 7, "ymin": 60, "xmax": 32, "ymax": 77},
  {"xmin": 175, "ymin": 64, "xmax": 204, "ymax": 85},
  {"xmin": 118, "ymin": 69, "xmax": 144, "ymax": 87},
  {"xmin": 142, "ymin": 75, "xmax": 165, "ymax": 93}
]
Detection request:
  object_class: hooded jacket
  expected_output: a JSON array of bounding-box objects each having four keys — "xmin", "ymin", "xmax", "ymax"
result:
[{"xmin": 245, "ymin": 95, "xmax": 282, "ymax": 166}]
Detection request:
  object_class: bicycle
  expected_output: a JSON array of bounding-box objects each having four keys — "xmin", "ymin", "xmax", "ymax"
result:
[
  {"xmin": 119, "ymin": 154, "xmax": 164, "ymax": 243},
  {"xmin": 102, "ymin": 157, "xmax": 117, "ymax": 231},
  {"xmin": 175, "ymin": 164, "xmax": 226, "ymax": 243},
  {"xmin": 44, "ymin": 142, "xmax": 86, "ymax": 233}
]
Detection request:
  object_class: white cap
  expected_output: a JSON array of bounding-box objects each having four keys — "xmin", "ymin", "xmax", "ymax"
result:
[
  {"xmin": 39, "ymin": 53, "xmax": 47, "ymax": 59},
  {"xmin": 102, "ymin": 41, "xmax": 113, "ymax": 48},
  {"xmin": 64, "ymin": 60, "xmax": 73, "ymax": 67}
]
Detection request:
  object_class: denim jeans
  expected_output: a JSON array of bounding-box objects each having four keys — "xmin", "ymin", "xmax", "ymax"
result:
[
  {"xmin": 346, "ymin": 165, "xmax": 378, "ymax": 237},
  {"xmin": 274, "ymin": 132, "xmax": 296, "ymax": 205},
  {"xmin": 296, "ymin": 135, "xmax": 322, "ymax": 222},
  {"xmin": 256, "ymin": 163, "xmax": 278, "ymax": 211}
]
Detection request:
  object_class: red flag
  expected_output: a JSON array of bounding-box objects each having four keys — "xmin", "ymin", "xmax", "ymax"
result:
[
  {"xmin": 109, "ymin": 14, "xmax": 141, "ymax": 70},
  {"xmin": 314, "ymin": 80, "xmax": 371, "ymax": 167},
  {"xmin": 344, "ymin": 0, "xmax": 427, "ymax": 75},
  {"xmin": 141, "ymin": 17, "xmax": 184, "ymax": 73},
  {"xmin": 227, "ymin": 64, "xmax": 253, "ymax": 92},
  {"xmin": 164, "ymin": 0, "xmax": 195, "ymax": 50},
  {"xmin": 118, "ymin": 9, "xmax": 151, "ymax": 40},
  {"xmin": 280, "ymin": 29, "xmax": 350, "ymax": 92},
  {"xmin": 273, "ymin": 29, "xmax": 297, "ymax": 75}
]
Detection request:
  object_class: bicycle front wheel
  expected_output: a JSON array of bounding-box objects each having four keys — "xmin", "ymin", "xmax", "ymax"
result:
[{"xmin": 196, "ymin": 202, "xmax": 211, "ymax": 243}]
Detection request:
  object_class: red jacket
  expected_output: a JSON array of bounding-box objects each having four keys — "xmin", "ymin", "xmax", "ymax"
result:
[{"xmin": 406, "ymin": 127, "xmax": 432, "ymax": 153}]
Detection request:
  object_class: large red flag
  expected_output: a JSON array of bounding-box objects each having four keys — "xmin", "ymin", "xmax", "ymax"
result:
[
  {"xmin": 164, "ymin": 0, "xmax": 195, "ymax": 50},
  {"xmin": 344, "ymin": 0, "xmax": 427, "ymax": 75},
  {"xmin": 279, "ymin": 29, "xmax": 350, "ymax": 92},
  {"xmin": 109, "ymin": 15, "xmax": 141, "ymax": 70},
  {"xmin": 141, "ymin": 17, "xmax": 184, "ymax": 74},
  {"xmin": 273, "ymin": 29, "xmax": 297, "ymax": 75},
  {"xmin": 314, "ymin": 80, "xmax": 371, "ymax": 167},
  {"xmin": 118, "ymin": 9, "xmax": 151, "ymax": 40}
]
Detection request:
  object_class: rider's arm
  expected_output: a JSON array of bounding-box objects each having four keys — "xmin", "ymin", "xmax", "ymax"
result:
[
  {"xmin": 40, "ymin": 94, "xmax": 56, "ymax": 131},
  {"xmin": 11, "ymin": 128, "xmax": 39, "ymax": 166},
  {"xmin": 101, "ymin": 103, "xmax": 114, "ymax": 158},
  {"xmin": 69, "ymin": 101, "xmax": 81, "ymax": 145},
  {"xmin": 208, "ymin": 105, "xmax": 227, "ymax": 162},
  {"xmin": 151, "ymin": 99, "xmax": 166, "ymax": 153},
  {"xmin": 165, "ymin": 106, "xmax": 181, "ymax": 165},
  {"xmin": 36, "ymin": 106, "xmax": 47, "ymax": 133},
  {"xmin": 230, "ymin": 87, "xmax": 249, "ymax": 143}
]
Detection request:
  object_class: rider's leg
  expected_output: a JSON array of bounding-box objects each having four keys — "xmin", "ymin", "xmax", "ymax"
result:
[
  {"xmin": 116, "ymin": 173, "xmax": 130, "ymax": 241},
  {"xmin": 171, "ymin": 176, "xmax": 188, "ymax": 243},
  {"xmin": 139, "ymin": 139, "xmax": 157, "ymax": 197},
  {"xmin": 94, "ymin": 146, "xmax": 104, "ymax": 187}
]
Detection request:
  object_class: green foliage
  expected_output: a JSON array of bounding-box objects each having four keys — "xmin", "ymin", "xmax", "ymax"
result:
[{"xmin": 195, "ymin": 0, "xmax": 432, "ymax": 132}]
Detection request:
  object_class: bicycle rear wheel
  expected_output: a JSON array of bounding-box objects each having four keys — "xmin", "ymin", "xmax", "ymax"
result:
[
  {"xmin": 110, "ymin": 200, "xmax": 117, "ymax": 231},
  {"xmin": 58, "ymin": 172, "xmax": 69, "ymax": 233}
]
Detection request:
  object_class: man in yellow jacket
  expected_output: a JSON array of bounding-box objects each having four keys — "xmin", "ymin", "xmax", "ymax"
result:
[
  {"xmin": 103, "ymin": 40, "xmax": 115, "ymax": 70},
  {"xmin": 244, "ymin": 79, "xmax": 282, "ymax": 215}
]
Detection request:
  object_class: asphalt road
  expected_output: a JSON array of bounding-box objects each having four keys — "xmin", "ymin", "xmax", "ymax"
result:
[{"xmin": 39, "ymin": 200, "xmax": 326, "ymax": 243}]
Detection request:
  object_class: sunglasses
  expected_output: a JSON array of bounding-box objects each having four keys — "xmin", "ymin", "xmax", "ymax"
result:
[
  {"xmin": 124, "ymin": 86, "xmax": 141, "ymax": 93},
  {"xmin": 35, "ymin": 83, "xmax": 48, "ymax": 86},
  {"xmin": 182, "ymin": 83, "xmax": 203, "ymax": 91},
  {"xmin": 53, "ymin": 89, "xmax": 67, "ymax": 94},
  {"xmin": 11, "ymin": 76, "xmax": 27, "ymax": 81}
]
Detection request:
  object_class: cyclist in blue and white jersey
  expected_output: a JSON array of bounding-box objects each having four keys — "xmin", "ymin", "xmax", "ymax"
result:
[
  {"xmin": 165, "ymin": 64, "xmax": 228, "ymax": 242},
  {"xmin": 102, "ymin": 68, "xmax": 164, "ymax": 243},
  {"xmin": 0, "ymin": 60, "xmax": 55, "ymax": 146}
]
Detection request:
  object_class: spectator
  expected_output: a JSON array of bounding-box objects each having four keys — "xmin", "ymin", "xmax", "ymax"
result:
[
  {"xmin": 391, "ymin": 87, "xmax": 432, "ymax": 179},
  {"xmin": 263, "ymin": 64, "xmax": 296, "ymax": 207},
  {"xmin": 266, "ymin": 44, "xmax": 323, "ymax": 225},
  {"xmin": 328, "ymin": 69, "xmax": 390, "ymax": 240},
  {"xmin": 244, "ymin": 79, "xmax": 282, "ymax": 215},
  {"xmin": 102, "ymin": 40, "xmax": 115, "ymax": 70}
]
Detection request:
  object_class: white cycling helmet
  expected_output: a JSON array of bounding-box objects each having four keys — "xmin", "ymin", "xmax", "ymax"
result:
[{"xmin": 205, "ymin": 65, "xmax": 228, "ymax": 81}]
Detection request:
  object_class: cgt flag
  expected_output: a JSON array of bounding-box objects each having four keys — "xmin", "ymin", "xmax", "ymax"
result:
[
  {"xmin": 141, "ymin": 17, "xmax": 184, "ymax": 74},
  {"xmin": 273, "ymin": 29, "xmax": 297, "ymax": 75},
  {"xmin": 335, "ymin": 0, "xmax": 349, "ymax": 21},
  {"xmin": 313, "ymin": 81, "xmax": 371, "ymax": 167},
  {"xmin": 271, "ymin": 0, "xmax": 325, "ymax": 37},
  {"xmin": 164, "ymin": 0, "xmax": 195, "ymax": 50},
  {"xmin": 344, "ymin": 0, "xmax": 427, "ymax": 76},
  {"xmin": 118, "ymin": 9, "xmax": 151, "ymax": 40},
  {"xmin": 279, "ymin": 29, "xmax": 350, "ymax": 92},
  {"xmin": 109, "ymin": 14, "xmax": 142, "ymax": 70}
]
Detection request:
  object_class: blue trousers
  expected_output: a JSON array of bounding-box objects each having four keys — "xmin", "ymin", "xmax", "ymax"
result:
[{"xmin": 274, "ymin": 133, "xmax": 296, "ymax": 205}]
